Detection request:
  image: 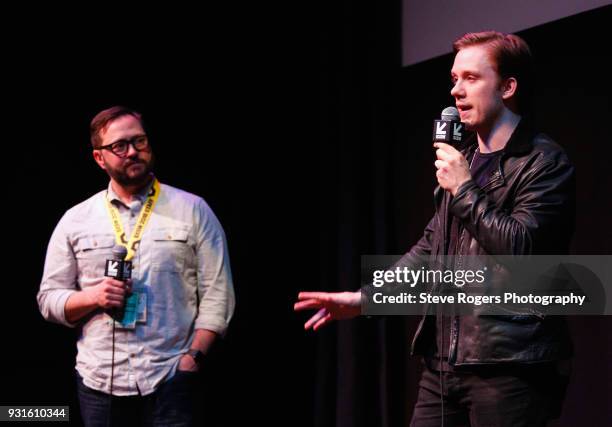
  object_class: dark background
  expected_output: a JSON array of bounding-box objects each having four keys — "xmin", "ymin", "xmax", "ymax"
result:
[
  {"xmin": 2, "ymin": 3, "xmax": 611, "ymax": 426},
  {"xmin": 2, "ymin": 4, "xmax": 320, "ymax": 426}
]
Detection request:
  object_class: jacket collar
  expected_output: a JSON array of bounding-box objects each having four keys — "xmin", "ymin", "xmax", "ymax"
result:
[
  {"xmin": 459, "ymin": 116, "xmax": 535, "ymax": 158},
  {"xmin": 457, "ymin": 117, "xmax": 536, "ymax": 193}
]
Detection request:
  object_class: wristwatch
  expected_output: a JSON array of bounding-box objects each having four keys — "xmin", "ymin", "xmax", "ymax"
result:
[{"xmin": 186, "ymin": 349, "xmax": 205, "ymax": 367}]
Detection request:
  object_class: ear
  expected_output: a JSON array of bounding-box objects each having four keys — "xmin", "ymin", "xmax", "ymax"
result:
[
  {"xmin": 92, "ymin": 149, "xmax": 107, "ymax": 171},
  {"xmin": 501, "ymin": 77, "xmax": 518, "ymax": 101}
]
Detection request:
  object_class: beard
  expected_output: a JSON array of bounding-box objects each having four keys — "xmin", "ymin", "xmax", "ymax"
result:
[{"xmin": 104, "ymin": 152, "xmax": 155, "ymax": 188}]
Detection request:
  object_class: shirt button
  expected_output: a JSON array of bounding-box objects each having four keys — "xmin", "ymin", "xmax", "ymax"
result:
[{"xmin": 130, "ymin": 353, "xmax": 135, "ymax": 358}]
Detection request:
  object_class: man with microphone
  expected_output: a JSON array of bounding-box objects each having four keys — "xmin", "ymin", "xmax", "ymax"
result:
[
  {"xmin": 295, "ymin": 31, "xmax": 574, "ymax": 426},
  {"xmin": 37, "ymin": 106, "xmax": 235, "ymax": 426}
]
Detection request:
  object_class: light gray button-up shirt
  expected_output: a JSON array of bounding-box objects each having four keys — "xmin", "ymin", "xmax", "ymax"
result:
[{"xmin": 37, "ymin": 180, "xmax": 235, "ymax": 396}]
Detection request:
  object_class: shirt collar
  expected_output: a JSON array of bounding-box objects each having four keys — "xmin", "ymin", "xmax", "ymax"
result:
[
  {"xmin": 106, "ymin": 175, "xmax": 156, "ymax": 206},
  {"xmin": 460, "ymin": 116, "xmax": 535, "ymax": 158}
]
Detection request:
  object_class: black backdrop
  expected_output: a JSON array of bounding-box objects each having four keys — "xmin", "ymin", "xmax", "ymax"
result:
[
  {"xmin": 2, "ymin": 3, "xmax": 611, "ymax": 427},
  {"xmin": 2, "ymin": 5, "xmax": 319, "ymax": 426}
]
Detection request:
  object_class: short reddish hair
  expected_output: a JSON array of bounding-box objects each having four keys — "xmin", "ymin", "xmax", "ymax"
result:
[
  {"xmin": 453, "ymin": 31, "xmax": 534, "ymax": 114},
  {"xmin": 90, "ymin": 106, "xmax": 144, "ymax": 148}
]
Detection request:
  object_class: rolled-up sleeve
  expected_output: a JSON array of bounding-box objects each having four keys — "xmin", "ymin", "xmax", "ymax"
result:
[
  {"xmin": 37, "ymin": 214, "xmax": 79, "ymax": 327},
  {"xmin": 194, "ymin": 199, "xmax": 235, "ymax": 336}
]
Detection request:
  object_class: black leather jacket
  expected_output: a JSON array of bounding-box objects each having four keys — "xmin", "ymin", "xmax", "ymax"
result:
[{"xmin": 387, "ymin": 118, "xmax": 575, "ymax": 366}]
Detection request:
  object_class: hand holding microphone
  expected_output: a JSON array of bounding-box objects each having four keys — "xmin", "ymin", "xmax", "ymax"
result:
[
  {"xmin": 102, "ymin": 245, "xmax": 133, "ymax": 321},
  {"xmin": 87, "ymin": 277, "xmax": 132, "ymax": 310},
  {"xmin": 433, "ymin": 107, "xmax": 471, "ymax": 196}
]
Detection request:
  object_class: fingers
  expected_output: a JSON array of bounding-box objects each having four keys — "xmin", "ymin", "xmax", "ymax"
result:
[
  {"xmin": 433, "ymin": 142, "xmax": 456, "ymax": 153},
  {"xmin": 97, "ymin": 291, "xmax": 124, "ymax": 308},
  {"xmin": 99, "ymin": 279, "xmax": 132, "ymax": 308},
  {"xmin": 116, "ymin": 278, "xmax": 132, "ymax": 289},
  {"xmin": 304, "ymin": 308, "xmax": 327, "ymax": 330},
  {"xmin": 105, "ymin": 278, "xmax": 131, "ymax": 292},
  {"xmin": 294, "ymin": 299, "xmax": 323, "ymax": 311},
  {"xmin": 297, "ymin": 292, "xmax": 330, "ymax": 301},
  {"xmin": 105, "ymin": 295, "xmax": 125, "ymax": 308},
  {"xmin": 106, "ymin": 285, "xmax": 126, "ymax": 296},
  {"xmin": 435, "ymin": 149, "xmax": 461, "ymax": 164},
  {"xmin": 434, "ymin": 160, "xmax": 447, "ymax": 170},
  {"xmin": 313, "ymin": 312, "xmax": 332, "ymax": 331},
  {"xmin": 435, "ymin": 148, "xmax": 452, "ymax": 162},
  {"xmin": 434, "ymin": 144, "xmax": 464, "ymax": 164},
  {"xmin": 104, "ymin": 284, "xmax": 126, "ymax": 305},
  {"xmin": 178, "ymin": 354, "xmax": 199, "ymax": 372}
]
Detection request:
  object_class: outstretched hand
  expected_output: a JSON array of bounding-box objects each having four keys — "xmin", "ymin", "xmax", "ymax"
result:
[{"xmin": 294, "ymin": 291, "xmax": 361, "ymax": 331}]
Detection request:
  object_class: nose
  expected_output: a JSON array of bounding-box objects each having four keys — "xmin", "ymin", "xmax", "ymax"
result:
[
  {"xmin": 125, "ymin": 141, "xmax": 139, "ymax": 158},
  {"xmin": 450, "ymin": 80, "xmax": 463, "ymax": 98}
]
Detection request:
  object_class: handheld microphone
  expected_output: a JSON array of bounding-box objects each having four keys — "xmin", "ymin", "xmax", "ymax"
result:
[
  {"xmin": 432, "ymin": 106, "xmax": 465, "ymax": 144},
  {"xmin": 105, "ymin": 245, "xmax": 132, "ymax": 321}
]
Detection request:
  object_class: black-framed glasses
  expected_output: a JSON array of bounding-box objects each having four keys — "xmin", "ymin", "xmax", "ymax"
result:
[{"xmin": 97, "ymin": 135, "xmax": 149, "ymax": 157}]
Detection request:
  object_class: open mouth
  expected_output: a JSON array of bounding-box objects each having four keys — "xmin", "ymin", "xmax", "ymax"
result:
[{"xmin": 457, "ymin": 104, "xmax": 472, "ymax": 113}]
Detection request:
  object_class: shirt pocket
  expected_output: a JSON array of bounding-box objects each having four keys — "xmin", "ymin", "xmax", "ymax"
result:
[
  {"xmin": 73, "ymin": 235, "xmax": 116, "ymax": 277},
  {"xmin": 151, "ymin": 228, "xmax": 189, "ymax": 273}
]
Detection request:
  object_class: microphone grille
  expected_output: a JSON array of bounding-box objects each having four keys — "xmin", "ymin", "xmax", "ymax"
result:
[
  {"xmin": 441, "ymin": 106, "xmax": 459, "ymax": 121},
  {"xmin": 112, "ymin": 245, "xmax": 128, "ymax": 260}
]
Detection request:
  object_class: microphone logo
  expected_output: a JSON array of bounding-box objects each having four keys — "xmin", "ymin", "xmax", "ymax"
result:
[
  {"xmin": 105, "ymin": 245, "xmax": 132, "ymax": 281},
  {"xmin": 106, "ymin": 260, "xmax": 120, "ymax": 277},
  {"xmin": 433, "ymin": 107, "xmax": 465, "ymax": 144},
  {"xmin": 435, "ymin": 122, "xmax": 448, "ymax": 139},
  {"xmin": 452, "ymin": 122, "xmax": 463, "ymax": 141}
]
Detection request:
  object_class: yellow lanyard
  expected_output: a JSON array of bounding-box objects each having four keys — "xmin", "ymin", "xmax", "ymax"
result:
[{"xmin": 104, "ymin": 178, "xmax": 161, "ymax": 261}]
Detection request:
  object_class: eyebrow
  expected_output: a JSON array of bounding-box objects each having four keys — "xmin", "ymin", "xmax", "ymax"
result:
[
  {"xmin": 450, "ymin": 70, "xmax": 481, "ymax": 79},
  {"xmin": 109, "ymin": 134, "xmax": 147, "ymax": 145}
]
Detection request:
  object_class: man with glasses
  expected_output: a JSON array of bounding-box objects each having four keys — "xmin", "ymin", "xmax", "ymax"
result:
[{"xmin": 37, "ymin": 106, "xmax": 235, "ymax": 426}]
